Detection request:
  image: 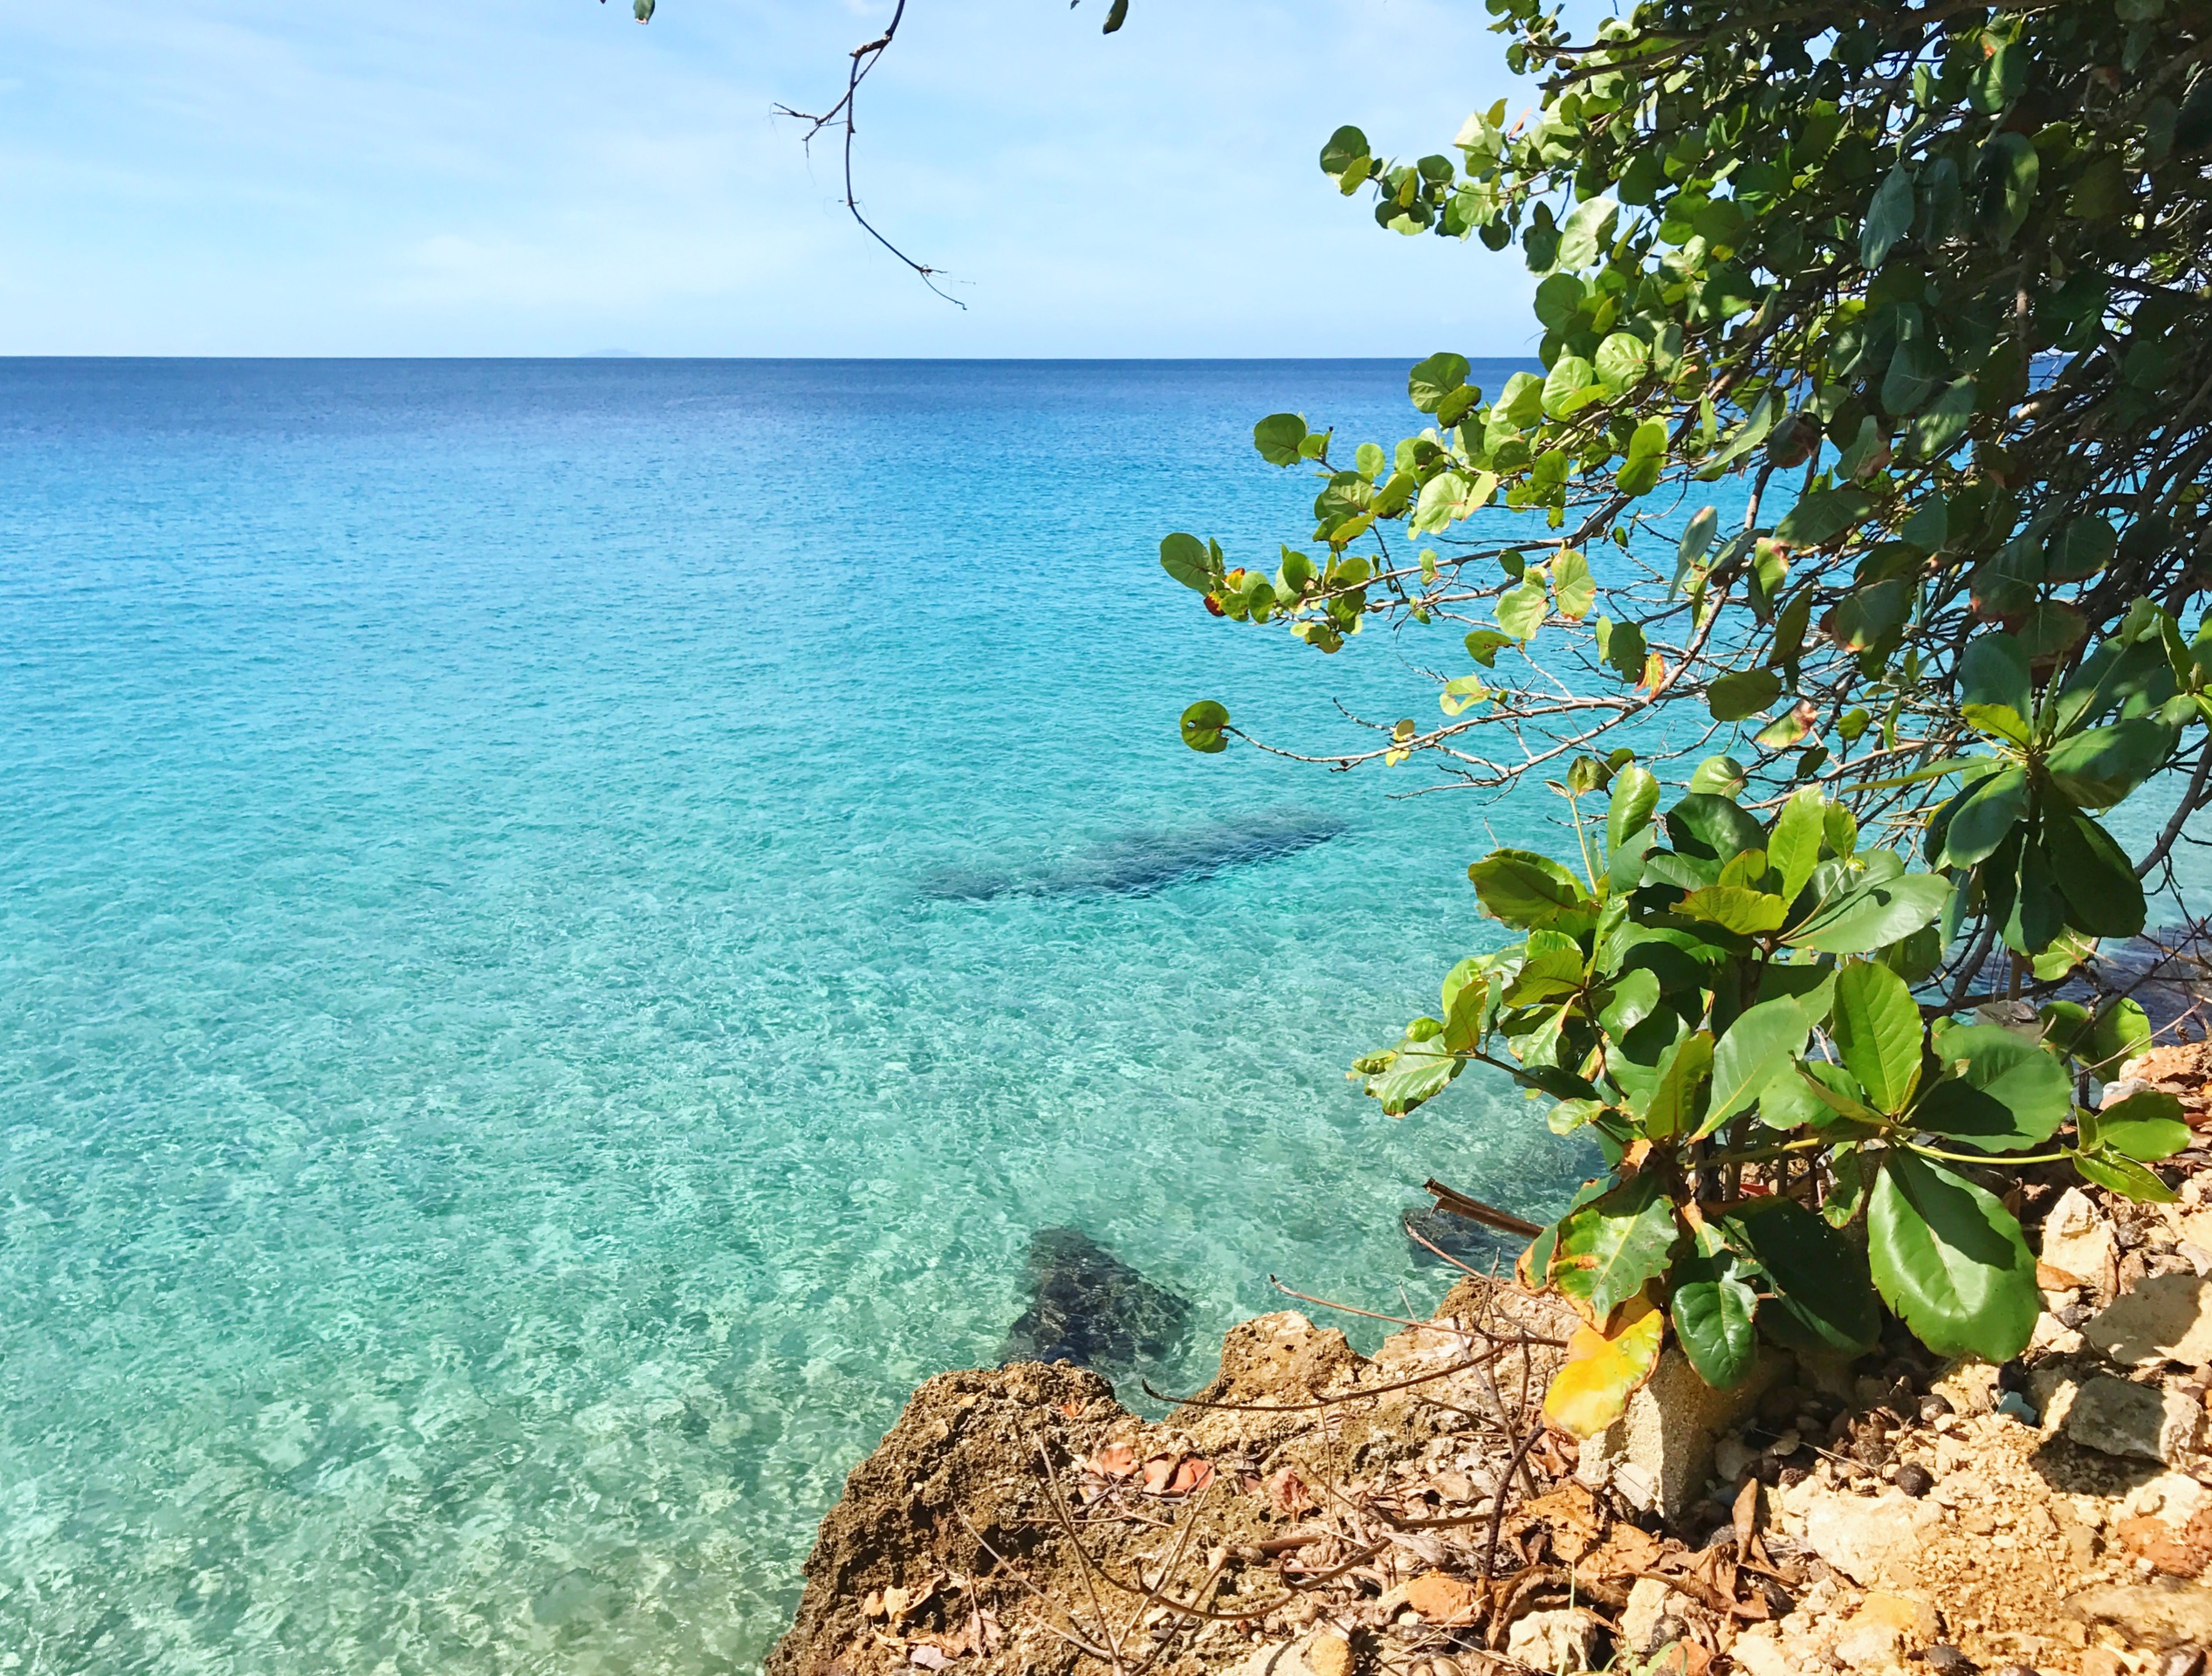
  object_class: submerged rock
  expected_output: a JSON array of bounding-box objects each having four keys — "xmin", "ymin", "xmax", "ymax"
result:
[
  {"xmin": 919, "ymin": 807, "xmax": 1346, "ymax": 901},
  {"xmin": 1000, "ymin": 1226, "xmax": 1192, "ymax": 1372}
]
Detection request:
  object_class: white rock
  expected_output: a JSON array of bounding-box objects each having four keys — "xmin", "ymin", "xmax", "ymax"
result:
[
  {"xmin": 1801, "ymin": 1487, "xmax": 1943, "ymax": 1587},
  {"xmin": 2085, "ymin": 1272, "xmax": 2212, "ymax": 1367},
  {"xmin": 1620, "ymin": 1576, "xmax": 1680, "ymax": 1655},
  {"xmin": 1504, "ymin": 1606, "xmax": 1605, "ymax": 1673},
  {"xmin": 2038, "ymin": 1186, "xmax": 2119, "ymax": 1299},
  {"xmin": 1228, "ymin": 1643, "xmax": 1315, "ymax": 1676},
  {"xmin": 1713, "ymin": 1433, "xmax": 1755, "ymax": 1483},
  {"xmin": 2064, "ymin": 1374, "xmax": 2205, "ymax": 1465},
  {"xmin": 2121, "ymin": 1470, "xmax": 2212, "ymax": 1527},
  {"xmin": 1931, "ymin": 1359, "xmax": 1999, "ymax": 1416},
  {"xmin": 2100, "ymin": 1076, "xmax": 2150, "ymax": 1109},
  {"xmin": 1577, "ymin": 1348, "xmax": 1784, "ymax": 1520},
  {"xmin": 1727, "ymin": 1630, "xmax": 1795, "ymax": 1676},
  {"xmin": 2030, "ymin": 1313, "xmax": 2087, "ymax": 1357},
  {"xmin": 1833, "ymin": 1621, "xmax": 1905, "ymax": 1669}
]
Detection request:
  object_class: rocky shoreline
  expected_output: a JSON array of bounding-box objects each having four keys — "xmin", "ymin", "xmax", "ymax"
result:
[{"xmin": 771, "ymin": 1052, "xmax": 2212, "ymax": 1676}]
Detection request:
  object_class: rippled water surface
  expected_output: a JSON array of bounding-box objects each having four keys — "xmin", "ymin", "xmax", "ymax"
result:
[{"xmin": 0, "ymin": 358, "xmax": 1625, "ymax": 1673}]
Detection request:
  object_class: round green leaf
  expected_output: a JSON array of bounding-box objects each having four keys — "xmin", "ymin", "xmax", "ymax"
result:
[
  {"xmin": 1178, "ymin": 699, "xmax": 1230, "ymax": 753},
  {"xmin": 2096, "ymin": 1089, "xmax": 2193, "ymax": 1162},
  {"xmin": 1671, "ymin": 1256, "xmax": 1759, "ymax": 1390},
  {"xmin": 1913, "ymin": 1024, "xmax": 2073, "ymax": 1153},
  {"xmin": 1707, "ymin": 670, "xmax": 1783, "ymax": 722}
]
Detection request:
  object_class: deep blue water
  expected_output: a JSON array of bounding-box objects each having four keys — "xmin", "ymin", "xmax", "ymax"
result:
[{"xmin": 0, "ymin": 360, "xmax": 1597, "ymax": 1674}]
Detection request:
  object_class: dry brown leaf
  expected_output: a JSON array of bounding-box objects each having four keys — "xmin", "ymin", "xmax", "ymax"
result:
[
  {"xmin": 1401, "ymin": 1570, "xmax": 1478, "ymax": 1624},
  {"xmin": 1165, "ymin": 1457, "xmax": 1215, "ymax": 1496},
  {"xmin": 1264, "ymin": 1466, "xmax": 1316, "ymax": 1515},
  {"xmin": 1087, "ymin": 1442, "xmax": 1137, "ymax": 1480}
]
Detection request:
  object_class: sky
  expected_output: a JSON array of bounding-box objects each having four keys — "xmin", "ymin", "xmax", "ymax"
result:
[{"xmin": 0, "ymin": 0, "xmax": 1540, "ymax": 356}]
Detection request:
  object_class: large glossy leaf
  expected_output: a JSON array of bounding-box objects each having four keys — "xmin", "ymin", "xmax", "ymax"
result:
[
  {"xmin": 1775, "ymin": 487, "xmax": 1874, "ymax": 548},
  {"xmin": 1698, "ymin": 996, "xmax": 1809, "ymax": 1137},
  {"xmin": 1960, "ymin": 631, "xmax": 2032, "ymax": 716},
  {"xmin": 2075, "ymin": 1149, "xmax": 2181, "ymax": 1203},
  {"xmin": 1913, "ymin": 1024, "xmax": 2072, "ymax": 1152},
  {"xmin": 2043, "ymin": 803, "xmax": 2147, "ymax": 937},
  {"xmin": 1160, "ymin": 532, "xmax": 1215, "ymax": 591},
  {"xmin": 1671, "ymin": 1247, "xmax": 1759, "ymax": 1390},
  {"xmin": 1869, "ymin": 1151, "xmax": 2037, "ymax": 1362},
  {"xmin": 1666, "ymin": 794, "xmax": 1764, "ymax": 863},
  {"xmin": 1728, "ymin": 1198, "xmax": 1879, "ymax": 1354},
  {"xmin": 1365, "ymin": 1027, "xmax": 1461, "ymax": 1115},
  {"xmin": 1542, "ymin": 1292, "xmax": 1664, "ymax": 1439},
  {"xmin": 1830, "ymin": 960, "xmax": 1925, "ymax": 1115},
  {"xmin": 1596, "ymin": 967, "xmax": 1661, "ymax": 1037},
  {"xmin": 1940, "ymin": 766, "xmax": 2028, "ymax": 868},
  {"xmin": 1786, "ymin": 874, "xmax": 1950, "ymax": 954},
  {"xmin": 1762, "ymin": 1059, "xmax": 1884, "ymax": 1131},
  {"xmin": 2096, "ymin": 1089, "xmax": 2192, "ymax": 1162},
  {"xmin": 1708, "ymin": 669, "xmax": 1783, "ymax": 721},
  {"xmin": 1467, "ymin": 849, "xmax": 1590, "ymax": 931},
  {"xmin": 2003, "ymin": 832, "xmax": 2066, "ymax": 957},
  {"xmin": 1676, "ymin": 884, "xmax": 1787, "ymax": 935},
  {"xmin": 2087, "ymin": 997, "xmax": 2154, "ymax": 1076},
  {"xmin": 1639, "ymin": 1028, "xmax": 1714, "ymax": 1142},
  {"xmin": 1549, "ymin": 1171, "xmax": 1681, "ymax": 1322},
  {"xmin": 1767, "ymin": 786, "xmax": 1826, "ymax": 907},
  {"xmin": 1607, "ymin": 765, "xmax": 1660, "ymax": 852},
  {"xmin": 2045, "ymin": 718, "xmax": 2175, "ymax": 809},
  {"xmin": 1859, "ymin": 164, "xmax": 1915, "ymax": 271}
]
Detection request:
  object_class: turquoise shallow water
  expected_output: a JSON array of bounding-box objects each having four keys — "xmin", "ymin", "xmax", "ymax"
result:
[{"xmin": 0, "ymin": 360, "xmax": 1597, "ymax": 1675}]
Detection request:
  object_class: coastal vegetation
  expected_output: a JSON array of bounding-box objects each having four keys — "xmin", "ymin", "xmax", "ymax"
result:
[{"xmin": 1170, "ymin": 1, "xmax": 2212, "ymax": 1438}]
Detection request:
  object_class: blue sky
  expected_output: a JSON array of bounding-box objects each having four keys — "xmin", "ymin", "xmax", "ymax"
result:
[{"xmin": 0, "ymin": 1, "xmax": 1537, "ymax": 355}]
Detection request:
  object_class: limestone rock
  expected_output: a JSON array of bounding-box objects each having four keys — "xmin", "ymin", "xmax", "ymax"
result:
[
  {"xmin": 1505, "ymin": 1606, "xmax": 1605, "ymax": 1673},
  {"xmin": 1930, "ymin": 1359, "xmax": 1999, "ymax": 1417},
  {"xmin": 1725, "ymin": 1629, "xmax": 1795, "ymax": 1676},
  {"xmin": 2064, "ymin": 1374, "xmax": 2203, "ymax": 1464},
  {"xmin": 2068, "ymin": 1579, "xmax": 2212, "ymax": 1647},
  {"xmin": 2037, "ymin": 1186, "xmax": 2119, "ymax": 1300},
  {"xmin": 1831, "ymin": 1618, "xmax": 1904, "ymax": 1669},
  {"xmin": 1230, "ymin": 1644, "xmax": 1316, "ymax": 1676},
  {"xmin": 1851, "ymin": 1591, "xmax": 1941, "ymax": 1640},
  {"xmin": 2085, "ymin": 1271, "xmax": 2212, "ymax": 1368},
  {"xmin": 2122, "ymin": 1471, "xmax": 2212, "ymax": 1528},
  {"xmin": 1302, "ymin": 1630, "xmax": 1352, "ymax": 1676},
  {"xmin": 1620, "ymin": 1576, "xmax": 1682, "ymax": 1656},
  {"xmin": 1576, "ymin": 1346, "xmax": 1788, "ymax": 1519},
  {"xmin": 1800, "ymin": 1487, "xmax": 1942, "ymax": 1587}
]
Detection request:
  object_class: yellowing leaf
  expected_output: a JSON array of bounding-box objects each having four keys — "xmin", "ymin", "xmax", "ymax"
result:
[{"xmin": 1542, "ymin": 1294, "xmax": 1665, "ymax": 1439}]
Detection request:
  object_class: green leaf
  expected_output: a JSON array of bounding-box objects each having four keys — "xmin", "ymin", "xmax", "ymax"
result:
[
  {"xmin": 1859, "ymin": 164, "xmax": 1916, "ymax": 271},
  {"xmin": 2046, "ymin": 719, "xmax": 2175, "ymax": 810},
  {"xmin": 2075, "ymin": 1150, "xmax": 2181, "ymax": 1203},
  {"xmin": 1913, "ymin": 1025, "xmax": 2073, "ymax": 1153},
  {"xmin": 1467, "ymin": 848, "xmax": 1590, "ymax": 931},
  {"xmin": 1728, "ymin": 1198, "xmax": 1879, "ymax": 1355},
  {"xmin": 2088, "ymin": 999, "xmax": 2154, "ymax": 1078},
  {"xmin": 2097, "ymin": 1090, "xmax": 2192, "ymax": 1162},
  {"xmin": 1676, "ymin": 884, "xmax": 1787, "ymax": 936},
  {"xmin": 1768, "ymin": 786, "xmax": 1826, "ymax": 906},
  {"xmin": 1251, "ymin": 415, "xmax": 1309, "ymax": 468},
  {"xmin": 1464, "ymin": 628, "xmax": 1514, "ymax": 667},
  {"xmin": 2044, "ymin": 805, "xmax": 2146, "ymax": 938},
  {"xmin": 1366, "ymin": 1030, "xmax": 1462, "ymax": 1114},
  {"xmin": 1776, "ymin": 487, "xmax": 1874, "ymax": 548},
  {"xmin": 1671, "ymin": 1248, "xmax": 1759, "ymax": 1389},
  {"xmin": 1699, "ymin": 997, "xmax": 1809, "ymax": 1136},
  {"xmin": 1975, "ymin": 131, "xmax": 2039, "ymax": 247},
  {"xmin": 1160, "ymin": 532, "xmax": 1214, "ymax": 592},
  {"xmin": 1596, "ymin": 333, "xmax": 1652, "ymax": 394},
  {"xmin": 1179, "ymin": 699, "xmax": 1230, "ymax": 753},
  {"xmin": 1940, "ymin": 766, "xmax": 2028, "ymax": 868},
  {"xmin": 1599, "ymin": 616, "xmax": 1648, "ymax": 682},
  {"xmin": 1407, "ymin": 353, "xmax": 1471, "ymax": 415},
  {"xmin": 1496, "ymin": 576, "xmax": 1549, "ymax": 641},
  {"xmin": 1641, "ymin": 1028, "xmax": 1714, "ymax": 1142},
  {"xmin": 1554, "ymin": 195, "xmax": 1620, "ymax": 271},
  {"xmin": 1708, "ymin": 669, "xmax": 1783, "ymax": 722},
  {"xmin": 1868, "ymin": 1151, "xmax": 2038, "ymax": 1362},
  {"xmin": 1687, "ymin": 755, "xmax": 1748, "ymax": 797},
  {"xmin": 1607, "ymin": 765, "xmax": 1660, "ymax": 852},
  {"xmin": 1597, "ymin": 967, "xmax": 1661, "ymax": 1037},
  {"xmin": 1909, "ymin": 378, "xmax": 1977, "ymax": 460},
  {"xmin": 1831, "ymin": 959, "xmax": 1923, "ymax": 1115},
  {"xmin": 1318, "ymin": 125, "xmax": 1370, "ymax": 175},
  {"xmin": 1552, "ymin": 549, "xmax": 1596, "ymax": 620},
  {"xmin": 1960, "ymin": 632, "xmax": 2032, "ymax": 716},
  {"xmin": 1549, "ymin": 1171, "xmax": 1680, "ymax": 1321},
  {"xmin": 1787, "ymin": 875, "xmax": 1951, "ymax": 955},
  {"xmin": 1542, "ymin": 355, "xmax": 1599, "ymax": 420},
  {"xmin": 1666, "ymin": 793, "xmax": 1763, "ymax": 863},
  {"xmin": 1680, "ymin": 506, "xmax": 1719, "ymax": 565}
]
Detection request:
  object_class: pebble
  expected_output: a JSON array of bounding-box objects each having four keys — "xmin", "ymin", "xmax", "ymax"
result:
[
  {"xmin": 1894, "ymin": 1462, "xmax": 1934, "ymax": 1497},
  {"xmin": 1921, "ymin": 1649, "xmax": 1980, "ymax": 1676}
]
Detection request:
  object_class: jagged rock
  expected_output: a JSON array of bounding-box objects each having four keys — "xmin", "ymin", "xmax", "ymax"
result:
[
  {"xmin": 2085, "ymin": 1272, "xmax": 2212, "ymax": 1367},
  {"xmin": 1577, "ymin": 1346, "xmax": 1790, "ymax": 1519},
  {"xmin": 2064, "ymin": 1375, "xmax": 2204, "ymax": 1465},
  {"xmin": 1932, "ymin": 1360, "xmax": 2000, "ymax": 1416},
  {"xmin": 2038, "ymin": 1187, "xmax": 2119, "ymax": 1301},
  {"xmin": 1799, "ymin": 1487, "xmax": 1942, "ymax": 1587},
  {"xmin": 1621, "ymin": 1576, "xmax": 1686, "ymax": 1655},
  {"xmin": 1505, "ymin": 1606, "xmax": 1606, "ymax": 1672},
  {"xmin": 1726, "ymin": 1628, "xmax": 1797, "ymax": 1676},
  {"xmin": 2068, "ymin": 1579, "xmax": 2212, "ymax": 1647},
  {"xmin": 2122, "ymin": 1472, "xmax": 2212, "ymax": 1528}
]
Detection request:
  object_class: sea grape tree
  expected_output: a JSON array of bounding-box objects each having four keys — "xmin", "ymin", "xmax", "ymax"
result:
[{"xmin": 1171, "ymin": 0, "xmax": 2212, "ymax": 1432}]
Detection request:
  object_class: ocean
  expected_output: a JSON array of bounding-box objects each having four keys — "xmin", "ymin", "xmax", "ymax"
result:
[{"xmin": 0, "ymin": 360, "xmax": 1596, "ymax": 1674}]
